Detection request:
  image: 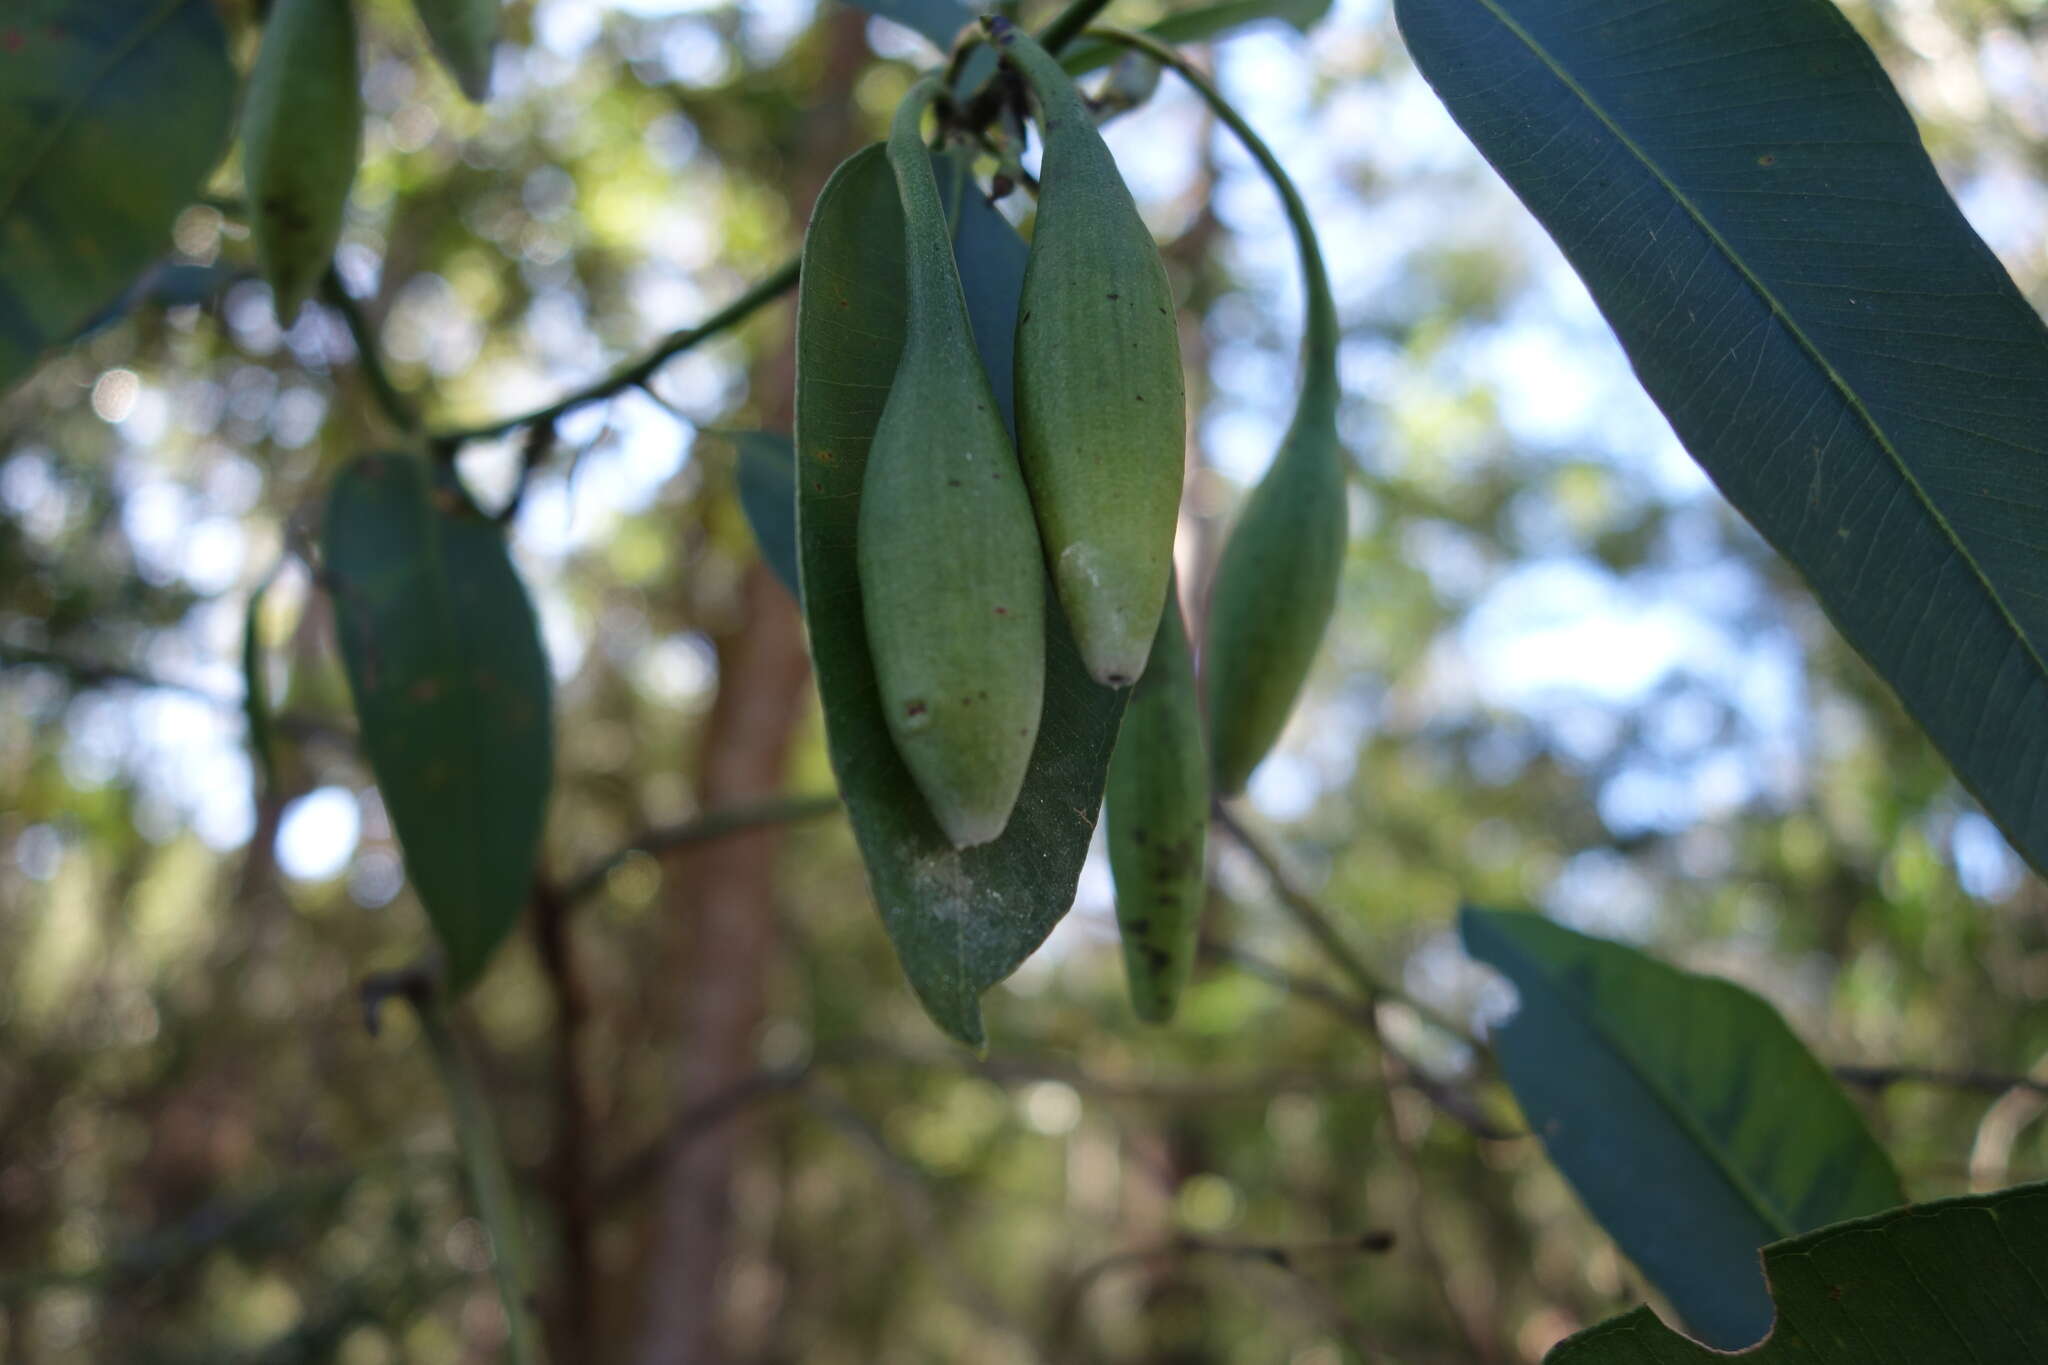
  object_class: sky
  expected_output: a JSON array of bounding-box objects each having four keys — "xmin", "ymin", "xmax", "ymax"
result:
[{"xmin": 6, "ymin": 0, "xmax": 2031, "ymax": 942}]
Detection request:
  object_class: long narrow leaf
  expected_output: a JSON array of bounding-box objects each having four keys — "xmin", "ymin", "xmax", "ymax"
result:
[
  {"xmin": 1550, "ymin": 1180, "xmax": 2048, "ymax": 1362},
  {"xmin": 1463, "ymin": 908, "xmax": 1903, "ymax": 1348},
  {"xmin": 794, "ymin": 145, "xmax": 1124, "ymax": 1048},
  {"xmin": 1399, "ymin": 0, "xmax": 2048, "ymax": 877}
]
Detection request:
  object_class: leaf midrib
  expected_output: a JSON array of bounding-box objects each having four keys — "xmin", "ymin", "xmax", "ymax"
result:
[
  {"xmin": 0, "ymin": 0, "xmax": 196, "ymax": 219},
  {"xmin": 1492, "ymin": 923, "xmax": 1798, "ymax": 1243},
  {"xmin": 1460, "ymin": 0, "xmax": 2048, "ymax": 701},
  {"xmin": 416, "ymin": 469, "xmax": 493, "ymax": 978}
]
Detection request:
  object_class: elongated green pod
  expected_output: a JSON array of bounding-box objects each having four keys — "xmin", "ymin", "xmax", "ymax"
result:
[
  {"xmin": 242, "ymin": 0, "xmax": 362, "ymax": 325},
  {"xmin": 413, "ymin": 0, "xmax": 497, "ymax": 102},
  {"xmin": 1105, "ymin": 584, "xmax": 1208, "ymax": 1022},
  {"xmin": 858, "ymin": 80, "xmax": 1047, "ymax": 848},
  {"xmin": 1091, "ymin": 31, "xmax": 1349, "ymax": 796},
  {"xmin": 991, "ymin": 20, "xmax": 1186, "ymax": 689}
]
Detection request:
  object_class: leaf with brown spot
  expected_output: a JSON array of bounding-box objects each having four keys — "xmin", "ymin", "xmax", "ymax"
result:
[{"xmin": 323, "ymin": 453, "xmax": 553, "ymax": 992}]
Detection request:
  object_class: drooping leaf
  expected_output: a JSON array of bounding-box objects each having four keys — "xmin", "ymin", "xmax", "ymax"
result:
[
  {"xmin": 794, "ymin": 144, "xmax": 1125, "ymax": 1048},
  {"xmin": 0, "ymin": 0, "xmax": 236, "ymax": 392},
  {"xmin": 411, "ymin": 0, "xmax": 497, "ymax": 102},
  {"xmin": 842, "ymin": 0, "xmax": 972, "ymax": 52},
  {"xmin": 323, "ymin": 453, "xmax": 554, "ymax": 993},
  {"xmin": 242, "ymin": 0, "xmax": 362, "ymax": 325},
  {"xmin": 74, "ymin": 261, "xmax": 243, "ymax": 342},
  {"xmin": 1548, "ymin": 1180, "xmax": 2048, "ymax": 1363},
  {"xmin": 1462, "ymin": 908, "xmax": 1904, "ymax": 1350},
  {"xmin": 1398, "ymin": 0, "xmax": 2048, "ymax": 879},
  {"xmin": 727, "ymin": 430, "xmax": 801, "ymax": 600}
]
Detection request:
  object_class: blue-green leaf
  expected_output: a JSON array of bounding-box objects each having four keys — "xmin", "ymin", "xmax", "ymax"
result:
[
  {"xmin": 1549, "ymin": 1181, "xmax": 2048, "ymax": 1363},
  {"xmin": 1398, "ymin": 0, "xmax": 2048, "ymax": 879},
  {"xmin": 794, "ymin": 144, "xmax": 1125, "ymax": 1048},
  {"xmin": 324, "ymin": 454, "xmax": 554, "ymax": 993},
  {"xmin": 1462, "ymin": 907, "xmax": 1904, "ymax": 1350},
  {"xmin": 727, "ymin": 430, "xmax": 801, "ymax": 600},
  {"xmin": 843, "ymin": 0, "xmax": 971, "ymax": 52},
  {"xmin": 0, "ymin": 0, "xmax": 235, "ymax": 392}
]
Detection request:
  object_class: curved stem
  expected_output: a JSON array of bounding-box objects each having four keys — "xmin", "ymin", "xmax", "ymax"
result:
[
  {"xmin": 411, "ymin": 993, "xmax": 544, "ymax": 1364},
  {"xmin": 431, "ymin": 257, "xmax": 801, "ymax": 452},
  {"xmin": 322, "ymin": 267, "xmax": 421, "ymax": 437},
  {"xmin": 1037, "ymin": 0, "xmax": 1117, "ymax": 54},
  {"xmin": 1083, "ymin": 27, "xmax": 1339, "ymax": 409}
]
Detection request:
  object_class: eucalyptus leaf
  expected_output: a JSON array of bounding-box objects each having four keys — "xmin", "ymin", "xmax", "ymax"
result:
[
  {"xmin": 0, "ymin": 0, "xmax": 236, "ymax": 392},
  {"xmin": 412, "ymin": 0, "xmax": 497, "ymax": 102},
  {"xmin": 727, "ymin": 430, "xmax": 802, "ymax": 600},
  {"xmin": 1549, "ymin": 1180, "xmax": 2048, "ymax": 1363},
  {"xmin": 844, "ymin": 0, "xmax": 973, "ymax": 52},
  {"xmin": 1463, "ymin": 908, "xmax": 1905, "ymax": 1349},
  {"xmin": 324, "ymin": 454, "xmax": 554, "ymax": 993},
  {"xmin": 794, "ymin": 144, "xmax": 1125, "ymax": 1048},
  {"xmin": 1399, "ymin": 0, "xmax": 2048, "ymax": 879}
]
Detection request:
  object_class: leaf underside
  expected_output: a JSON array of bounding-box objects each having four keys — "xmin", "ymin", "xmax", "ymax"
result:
[
  {"xmin": 1463, "ymin": 908, "xmax": 1904, "ymax": 1349},
  {"xmin": 0, "ymin": 0, "xmax": 235, "ymax": 392},
  {"xmin": 1397, "ymin": 0, "xmax": 2048, "ymax": 878},
  {"xmin": 324, "ymin": 454, "xmax": 554, "ymax": 993},
  {"xmin": 794, "ymin": 144, "xmax": 1125, "ymax": 1048}
]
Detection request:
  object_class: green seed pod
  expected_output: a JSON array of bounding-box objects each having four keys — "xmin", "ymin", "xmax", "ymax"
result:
[
  {"xmin": 858, "ymin": 79, "xmax": 1047, "ymax": 849},
  {"xmin": 412, "ymin": 0, "xmax": 498, "ymax": 103},
  {"xmin": 1190, "ymin": 59, "xmax": 1349, "ymax": 798},
  {"xmin": 1105, "ymin": 583, "xmax": 1208, "ymax": 1022},
  {"xmin": 242, "ymin": 0, "xmax": 362, "ymax": 325},
  {"xmin": 990, "ymin": 20, "xmax": 1186, "ymax": 690}
]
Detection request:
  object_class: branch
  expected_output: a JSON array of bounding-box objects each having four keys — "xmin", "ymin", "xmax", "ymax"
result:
[
  {"xmin": 595, "ymin": 1044, "xmax": 1416, "ymax": 1209},
  {"xmin": 559, "ymin": 792, "xmax": 842, "ymax": 906},
  {"xmin": 802, "ymin": 1088, "xmax": 1041, "ymax": 1349},
  {"xmin": 1204, "ymin": 940, "xmax": 1521, "ymax": 1142},
  {"xmin": 1833, "ymin": 1064, "xmax": 2048, "ymax": 1099},
  {"xmin": 363, "ymin": 969, "xmax": 544, "ymax": 1365},
  {"xmin": 1214, "ymin": 804, "xmax": 1480, "ymax": 1048},
  {"xmin": 430, "ymin": 257, "xmax": 801, "ymax": 451},
  {"xmin": 1054, "ymin": 1229, "xmax": 1396, "ymax": 1359},
  {"xmin": 322, "ymin": 268, "xmax": 420, "ymax": 436},
  {"xmin": 529, "ymin": 881, "xmax": 596, "ymax": 1349},
  {"xmin": 1037, "ymin": 0, "xmax": 1116, "ymax": 53}
]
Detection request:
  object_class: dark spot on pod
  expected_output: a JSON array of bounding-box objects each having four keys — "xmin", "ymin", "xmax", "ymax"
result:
[
  {"xmin": 1021, "ymin": 310, "xmax": 1031, "ymax": 324},
  {"xmin": 1132, "ymin": 830, "xmax": 1149, "ymax": 846},
  {"xmin": 1127, "ymin": 918, "xmax": 1151, "ymax": 933},
  {"xmin": 1360, "ymin": 1231, "xmax": 1395, "ymax": 1252},
  {"xmin": 948, "ymin": 479, "xmax": 962, "ymax": 487},
  {"xmin": 1106, "ymin": 292, "xmax": 1119, "ymax": 300},
  {"xmin": 1146, "ymin": 948, "xmax": 1172, "ymax": 969},
  {"xmin": 994, "ymin": 606, "xmax": 1008, "ymax": 615},
  {"xmin": 905, "ymin": 700, "xmax": 927, "ymax": 717}
]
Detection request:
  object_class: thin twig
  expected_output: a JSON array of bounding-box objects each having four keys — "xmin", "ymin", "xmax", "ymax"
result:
[
  {"xmin": 1214, "ymin": 804, "xmax": 1479, "ymax": 1047},
  {"xmin": 803, "ymin": 1088, "xmax": 1041, "ymax": 1352},
  {"xmin": 559, "ymin": 793, "xmax": 842, "ymax": 906},
  {"xmin": 1205, "ymin": 940, "xmax": 1521, "ymax": 1141},
  {"xmin": 363, "ymin": 969, "xmax": 544, "ymax": 1365},
  {"xmin": 430, "ymin": 257, "xmax": 800, "ymax": 451},
  {"xmin": 322, "ymin": 268, "xmax": 419, "ymax": 436},
  {"xmin": 529, "ymin": 879, "xmax": 597, "ymax": 1348},
  {"xmin": 1833, "ymin": 1064, "xmax": 2048, "ymax": 1099},
  {"xmin": 1054, "ymin": 1229, "xmax": 1397, "ymax": 1359}
]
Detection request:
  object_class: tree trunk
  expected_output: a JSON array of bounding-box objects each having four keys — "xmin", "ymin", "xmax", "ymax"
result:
[{"xmin": 627, "ymin": 16, "xmax": 869, "ymax": 1363}]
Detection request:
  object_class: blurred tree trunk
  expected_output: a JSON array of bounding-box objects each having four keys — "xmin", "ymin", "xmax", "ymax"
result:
[{"xmin": 627, "ymin": 15, "xmax": 868, "ymax": 1364}]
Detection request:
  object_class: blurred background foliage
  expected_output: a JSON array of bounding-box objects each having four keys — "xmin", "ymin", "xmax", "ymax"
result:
[{"xmin": 4, "ymin": 0, "xmax": 2048, "ymax": 1360}]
